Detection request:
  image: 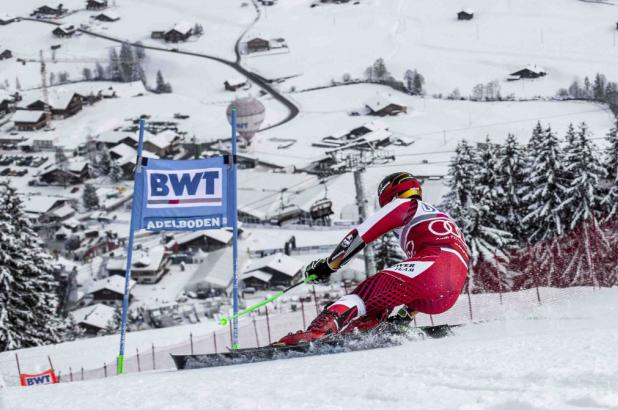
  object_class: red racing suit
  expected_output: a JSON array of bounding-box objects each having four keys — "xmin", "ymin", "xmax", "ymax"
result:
[{"xmin": 325, "ymin": 198, "xmax": 470, "ymax": 320}]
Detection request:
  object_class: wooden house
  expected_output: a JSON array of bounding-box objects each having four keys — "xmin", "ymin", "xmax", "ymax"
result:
[
  {"xmin": 364, "ymin": 94, "xmax": 408, "ymax": 117},
  {"xmin": 70, "ymin": 304, "xmax": 115, "ymax": 334},
  {"xmin": 52, "ymin": 24, "xmax": 77, "ymax": 38},
  {"xmin": 164, "ymin": 22, "xmax": 193, "ymax": 42},
  {"xmin": 510, "ymin": 65, "xmax": 547, "ymax": 79},
  {"xmin": 93, "ymin": 11, "xmax": 119, "ymax": 22},
  {"xmin": 106, "ymin": 247, "xmax": 170, "ymax": 284},
  {"xmin": 13, "ymin": 110, "xmax": 47, "ymax": 131},
  {"xmin": 88, "ymin": 276, "xmax": 135, "ymax": 305},
  {"xmin": 242, "ymin": 253, "xmax": 303, "ymax": 289},
  {"xmin": 26, "ymin": 92, "xmax": 82, "ymax": 118},
  {"xmin": 224, "ymin": 78, "xmax": 247, "ymax": 91},
  {"xmin": 165, "ymin": 230, "xmax": 233, "ymax": 254},
  {"xmin": 86, "ymin": 0, "xmax": 108, "ymax": 10},
  {"xmin": 457, "ymin": 9, "xmax": 474, "ymax": 20},
  {"xmin": 0, "ymin": 50, "xmax": 12, "ymax": 60},
  {"xmin": 0, "ymin": 14, "xmax": 17, "ymax": 25},
  {"xmin": 246, "ymin": 37, "xmax": 270, "ymax": 53},
  {"xmin": 32, "ymin": 5, "xmax": 66, "ymax": 17},
  {"xmin": 38, "ymin": 160, "xmax": 90, "ymax": 185}
]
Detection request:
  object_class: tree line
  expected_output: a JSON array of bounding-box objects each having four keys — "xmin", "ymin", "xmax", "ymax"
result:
[{"xmin": 442, "ymin": 120, "xmax": 618, "ymax": 292}]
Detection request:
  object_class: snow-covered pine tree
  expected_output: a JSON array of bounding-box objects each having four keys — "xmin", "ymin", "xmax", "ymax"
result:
[
  {"xmin": 559, "ymin": 122, "xmax": 609, "ymax": 286},
  {"xmin": 518, "ymin": 124, "xmax": 569, "ymax": 288},
  {"xmin": 466, "ymin": 138, "xmax": 513, "ymax": 292},
  {"xmin": 496, "ymin": 134, "xmax": 527, "ymax": 242},
  {"xmin": 155, "ymin": 71, "xmax": 172, "ymax": 93},
  {"xmin": 83, "ymin": 184, "xmax": 100, "ymax": 210},
  {"xmin": 602, "ymin": 119, "xmax": 618, "ymax": 218},
  {"xmin": 374, "ymin": 233, "xmax": 405, "ymax": 271},
  {"xmin": 403, "ymin": 69, "xmax": 414, "ymax": 94},
  {"xmin": 110, "ymin": 160, "xmax": 123, "ymax": 182},
  {"xmin": 593, "ymin": 73, "xmax": 606, "ymax": 101},
  {"xmin": 107, "ymin": 48, "xmax": 121, "ymax": 81},
  {"xmin": 0, "ymin": 182, "xmax": 63, "ymax": 351},
  {"xmin": 119, "ymin": 42, "xmax": 135, "ymax": 83},
  {"xmin": 98, "ymin": 146, "xmax": 111, "ymax": 175},
  {"xmin": 55, "ymin": 146, "xmax": 68, "ymax": 170},
  {"xmin": 441, "ymin": 139, "xmax": 477, "ymax": 222}
]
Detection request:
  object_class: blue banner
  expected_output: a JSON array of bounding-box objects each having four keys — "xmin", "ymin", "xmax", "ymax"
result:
[{"xmin": 133, "ymin": 157, "xmax": 234, "ymax": 231}]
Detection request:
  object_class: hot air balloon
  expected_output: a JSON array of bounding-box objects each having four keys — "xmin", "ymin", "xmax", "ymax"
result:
[{"xmin": 226, "ymin": 96, "xmax": 266, "ymax": 144}]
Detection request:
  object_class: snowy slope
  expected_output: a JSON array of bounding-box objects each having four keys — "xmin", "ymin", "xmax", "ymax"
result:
[{"xmin": 3, "ymin": 287, "xmax": 618, "ymax": 410}]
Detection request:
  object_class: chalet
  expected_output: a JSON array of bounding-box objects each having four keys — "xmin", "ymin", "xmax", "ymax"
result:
[
  {"xmin": 510, "ymin": 65, "xmax": 547, "ymax": 79},
  {"xmin": 52, "ymin": 24, "xmax": 77, "ymax": 38},
  {"xmin": 86, "ymin": 0, "xmax": 108, "ymax": 10},
  {"xmin": 165, "ymin": 230, "xmax": 233, "ymax": 253},
  {"xmin": 164, "ymin": 22, "xmax": 193, "ymax": 43},
  {"xmin": 0, "ymin": 98, "xmax": 12, "ymax": 116},
  {"xmin": 22, "ymin": 196, "xmax": 72, "ymax": 224},
  {"xmin": 70, "ymin": 303, "xmax": 115, "ymax": 334},
  {"xmin": 26, "ymin": 92, "xmax": 82, "ymax": 118},
  {"xmin": 224, "ymin": 78, "xmax": 247, "ymax": 91},
  {"xmin": 106, "ymin": 247, "xmax": 170, "ymax": 284},
  {"xmin": 143, "ymin": 130, "xmax": 177, "ymax": 157},
  {"xmin": 184, "ymin": 247, "xmax": 249, "ymax": 295},
  {"xmin": 95, "ymin": 130, "xmax": 139, "ymax": 149},
  {"xmin": 0, "ymin": 50, "xmax": 13, "ymax": 60},
  {"xmin": 93, "ymin": 11, "xmax": 119, "ymax": 22},
  {"xmin": 13, "ymin": 110, "xmax": 47, "ymax": 131},
  {"xmin": 0, "ymin": 14, "xmax": 17, "ymax": 25},
  {"xmin": 151, "ymin": 31, "xmax": 165, "ymax": 40},
  {"xmin": 31, "ymin": 5, "xmax": 66, "ymax": 17},
  {"xmin": 457, "ymin": 9, "xmax": 474, "ymax": 20},
  {"xmin": 246, "ymin": 37, "xmax": 270, "ymax": 53},
  {"xmin": 364, "ymin": 94, "xmax": 408, "ymax": 116},
  {"xmin": 242, "ymin": 253, "xmax": 303, "ymax": 289},
  {"xmin": 38, "ymin": 159, "xmax": 90, "ymax": 185},
  {"xmin": 88, "ymin": 275, "xmax": 135, "ymax": 305}
]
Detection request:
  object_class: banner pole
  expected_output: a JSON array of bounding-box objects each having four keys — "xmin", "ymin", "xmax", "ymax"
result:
[
  {"xmin": 231, "ymin": 108, "xmax": 239, "ymax": 350},
  {"xmin": 117, "ymin": 119, "xmax": 146, "ymax": 374}
]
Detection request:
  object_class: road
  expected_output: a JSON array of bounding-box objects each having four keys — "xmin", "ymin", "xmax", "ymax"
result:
[{"xmin": 20, "ymin": 13, "xmax": 299, "ymax": 131}]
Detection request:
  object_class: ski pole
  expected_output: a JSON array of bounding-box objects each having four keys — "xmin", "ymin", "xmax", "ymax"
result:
[{"xmin": 219, "ymin": 274, "xmax": 318, "ymax": 326}]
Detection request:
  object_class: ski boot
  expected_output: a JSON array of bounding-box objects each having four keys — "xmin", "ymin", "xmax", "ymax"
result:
[{"xmin": 274, "ymin": 306, "xmax": 358, "ymax": 346}]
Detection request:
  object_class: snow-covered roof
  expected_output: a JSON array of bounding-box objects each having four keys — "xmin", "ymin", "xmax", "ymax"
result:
[
  {"xmin": 49, "ymin": 203, "xmax": 75, "ymax": 219},
  {"xmin": 70, "ymin": 303, "xmax": 115, "ymax": 330},
  {"xmin": 243, "ymin": 253, "xmax": 304, "ymax": 277},
  {"xmin": 89, "ymin": 275, "xmax": 135, "ymax": 295},
  {"xmin": 168, "ymin": 229, "xmax": 233, "ymax": 247},
  {"xmin": 22, "ymin": 196, "xmax": 67, "ymax": 215},
  {"xmin": 0, "ymin": 13, "xmax": 16, "ymax": 21},
  {"xmin": 242, "ymin": 270, "xmax": 272, "ymax": 283},
  {"xmin": 90, "ymin": 0, "xmax": 108, "ymax": 5},
  {"xmin": 110, "ymin": 143, "xmax": 136, "ymax": 161},
  {"xmin": 364, "ymin": 93, "xmax": 407, "ymax": 113},
  {"xmin": 521, "ymin": 64, "xmax": 546, "ymax": 74},
  {"xmin": 107, "ymin": 246, "xmax": 167, "ymax": 272},
  {"xmin": 185, "ymin": 247, "xmax": 249, "ymax": 290},
  {"xmin": 67, "ymin": 158, "xmax": 88, "ymax": 173},
  {"xmin": 461, "ymin": 8, "xmax": 474, "ymax": 14},
  {"xmin": 12, "ymin": 110, "xmax": 46, "ymax": 123},
  {"xmin": 171, "ymin": 21, "xmax": 193, "ymax": 35},
  {"xmin": 54, "ymin": 24, "xmax": 77, "ymax": 35},
  {"xmin": 146, "ymin": 130, "xmax": 176, "ymax": 150},
  {"xmin": 95, "ymin": 11, "xmax": 120, "ymax": 20}
]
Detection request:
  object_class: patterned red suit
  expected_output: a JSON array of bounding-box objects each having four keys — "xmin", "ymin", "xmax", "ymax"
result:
[{"xmin": 326, "ymin": 198, "xmax": 470, "ymax": 322}]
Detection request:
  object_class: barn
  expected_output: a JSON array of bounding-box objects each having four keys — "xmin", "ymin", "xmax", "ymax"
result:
[
  {"xmin": 0, "ymin": 50, "xmax": 13, "ymax": 60},
  {"xmin": 13, "ymin": 110, "xmax": 47, "ymax": 131},
  {"xmin": 52, "ymin": 24, "xmax": 77, "ymax": 38},
  {"xmin": 246, "ymin": 37, "xmax": 270, "ymax": 53},
  {"xmin": 510, "ymin": 65, "xmax": 547, "ymax": 79},
  {"xmin": 364, "ymin": 94, "xmax": 408, "ymax": 117},
  {"xmin": 242, "ymin": 253, "xmax": 304, "ymax": 289},
  {"xmin": 457, "ymin": 9, "xmax": 474, "ymax": 20},
  {"xmin": 93, "ymin": 11, "xmax": 119, "ymax": 22},
  {"xmin": 0, "ymin": 14, "xmax": 17, "ymax": 25},
  {"xmin": 25, "ymin": 92, "xmax": 83, "ymax": 118},
  {"xmin": 86, "ymin": 0, "xmax": 108, "ymax": 10},
  {"xmin": 164, "ymin": 22, "xmax": 193, "ymax": 43}
]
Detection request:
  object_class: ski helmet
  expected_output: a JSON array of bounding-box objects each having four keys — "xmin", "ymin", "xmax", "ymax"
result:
[{"xmin": 377, "ymin": 172, "xmax": 422, "ymax": 207}]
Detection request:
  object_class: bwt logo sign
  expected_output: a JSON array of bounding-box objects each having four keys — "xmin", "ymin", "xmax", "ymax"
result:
[
  {"xmin": 25, "ymin": 374, "xmax": 52, "ymax": 385},
  {"xmin": 147, "ymin": 168, "xmax": 222, "ymax": 208}
]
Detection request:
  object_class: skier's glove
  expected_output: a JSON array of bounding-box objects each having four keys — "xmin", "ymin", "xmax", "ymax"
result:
[{"xmin": 305, "ymin": 258, "xmax": 335, "ymax": 284}]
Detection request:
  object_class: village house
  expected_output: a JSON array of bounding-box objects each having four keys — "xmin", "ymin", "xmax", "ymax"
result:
[
  {"xmin": 364, "ymin": 94, "xmax": 408, "ymax": 117},
  {"xmin": 0, "ymin": 98, "xmax": 13, "ymax": 116},
  {"xmin": 52, "ymin": 24, "xmax": 77, "ymax": 38},
  {"xmin": 0, "ymin": 49, "xmax": 12, "ymax": 60},
  {"xmin": 86, "ymin": 0, "xmax": 108, "ymax": 10},
  {"xmin": 106, "ymin": 247, "xmax": 170, "ymax": 284},
  {"xmin": 246, "ymin": 37, "xmax": 270, "ymax": 53},
  {"xmin": 165, "ymin": 230, "xmax": 233, "ymax": 254},
  {"xmin": 0, "ymin": 14, "xmax": 17, "ymax": 25},
  {"xmin": 38, "ymin": 159, "xmax": 90, "ymax": 185},
  {"xmin": 143, "ymin": 130, "xmax": 178, "ymax": 157},
  {"xmin": 242, "ymin": 253, "xmax": 304, "ymax": 289},
  {"xmin": 13, "ymin": 110, "xmax": 47, "ymax": 131},
  {"xmin": 224, "ymin": 78, "xmax": 247, "ymax": 92},
  {"xmin": 93, "ymin": 11, "xmax": 119, "ymax": 22},
  {"xmin": 457, "ymin": 9, "xmax": 474, "ymax": 20},
  {"xmin": 87, "ymin": 276, "xmax": 135, "ymax": 305},
  {"xmin": 509, "ymin": 65, "xmax": 547, "ymax": 80},
  {"xmin": 31, "ymin": 4, "xmax": 66, "ymax": 17},
  {"xmin": 165, "ymin": 22, "xmax": 193, "ymax": 42},
  {"xmin": 25, "ymin": 92, "xmax": 83, "ymax": 118},
  {"xmin": 184, "ymin": 247, "xmax": 249, "ymax": 296},
  {"xmin": 22, "ymin": 196, "xmax": 73, "ymax": 225},
  {"xmin": 70, "ymin": 303, "xmax": 115, "ymax": 334}
]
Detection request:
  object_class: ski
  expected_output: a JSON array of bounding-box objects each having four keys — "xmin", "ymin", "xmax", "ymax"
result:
[{"xmin": 171, "ymin": 323, "xmax": 458, "ymax": 370}]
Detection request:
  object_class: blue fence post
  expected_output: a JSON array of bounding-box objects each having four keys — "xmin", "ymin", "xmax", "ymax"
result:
[
  {"xmin": 231, "ymin": 108, "xmax": 239, "ymax": 350},
  {"xmin": 117, "ymin": 119, "xmax": 146, "ymax": 374}
]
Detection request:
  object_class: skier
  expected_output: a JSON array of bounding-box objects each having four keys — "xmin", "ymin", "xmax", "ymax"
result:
[{"xmin": 276, "ymin": 172, "xmax": 470, "ymax": 345}]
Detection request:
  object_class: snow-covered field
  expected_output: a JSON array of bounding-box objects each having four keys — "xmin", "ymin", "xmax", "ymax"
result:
[{"xmin": 2, "ymin": 287, "xmax": 617, "ymax": 410}]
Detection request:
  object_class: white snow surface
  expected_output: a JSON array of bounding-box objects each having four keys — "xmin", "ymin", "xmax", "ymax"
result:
[{"xmin": 2, "ymin": 287, "xmax": 618, "ymax": 410}]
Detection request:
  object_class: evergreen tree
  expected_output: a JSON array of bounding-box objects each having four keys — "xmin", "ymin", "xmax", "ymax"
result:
[
  {"xmin": 55, "ymin": 147, "xmax": 68, "ymax": 170},
  {"xmin": 365, "ymin": 58, "xmax": 389, "ymax": 81},
  {"xmin": 0, "ymin": 182, "xmax": 63, "ymax": 351},
  {"xmin": 593, "ymin": 73, "xmax": 606, "ymax": 101},
  {"xmin": 602, "ymin": 119, "xmax": 618, "ymax": 217},
  {"xmin": 98, "ymin": 146, "xmax": 112, "ymax": 175},
  {"xmin": 95, "ymin": 62, "xmax": 105, "ymax": 80},
  {"xmin": 119, "ymin": 42, "xmax": 136, "ymax": 82},
  {"xmin": 583, "ymin": 76, "xmax": 592, "ymax": 99},
  {"xmin": 58, "ymin": 71, "xmax": 70, "ymax": 84},
  {"xmin": 107, "ymin": 48, "xmax": 121, "ymax": 81},
  {"xmin": 374, "ymin": 233, "xmax": 404, "ymax": 271},
  {"xmin": 49, "ymin": 72, "xmax": 56, "ymax": 85},
  {"xmin": 155, "ymin": 71, "xmax": 172, "ymax": 93},
  {"xmin": 83, "ymin": 184, "xmax": 100, "ymax": 210},
  {"xmin": 82, "ymin": 67, "xmax": 92, "ymax": 81},
  {"xmin": 441, "ymin": 140, "xmax": 477, "ymax": 222},
  {"xmin": 412, "ymin": 70, "xmax": 425, "ymax": 95},
  {"xmin": 496, "ymin": 134, "xmax": 527, "ymax": 242},
  {"xmin": 403, "ymin": 69, "xmax": 414, "ymax": 93},
  {"xmin": 15, "ymin": 77, "xmax": 21, "ymax": 91},
  {"xmin": 110, "ymin": 160, "xmax": 123, "ymax": 182},
  {"xmin": 63, "ymin": 315, "xmax": 86, "ymax": 342},
  {"xmin": 133, "ymin": 42, "xmax": 146, "ymax": 60}
]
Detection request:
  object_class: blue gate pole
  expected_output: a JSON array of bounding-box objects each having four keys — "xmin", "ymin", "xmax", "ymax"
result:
[
  {"xmin": 117, "ymin": 119, "xmax": 146, "ymax": 374},
  {"xmin": 231, "ymin": 108, "xmax": 239, "ymax": 350}
]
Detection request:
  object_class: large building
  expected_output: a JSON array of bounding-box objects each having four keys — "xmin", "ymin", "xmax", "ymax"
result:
[
  {"xmin": 242, "ymin": 253, "xmax": 304, "ymax": 289},
  {"xmin": 106, "ymin": 247, "xmax": 170, "ymax": 284}
]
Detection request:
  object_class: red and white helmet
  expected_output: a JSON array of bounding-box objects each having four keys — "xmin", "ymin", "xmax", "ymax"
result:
[{"xmin": 377, "ymin": 172, "xmax": 422, "ymax": 207}]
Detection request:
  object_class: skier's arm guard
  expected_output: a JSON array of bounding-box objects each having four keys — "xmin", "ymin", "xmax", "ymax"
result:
[{"xmin": 326, "ymin": 229, "xmax": 365, "ymax": 270}]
